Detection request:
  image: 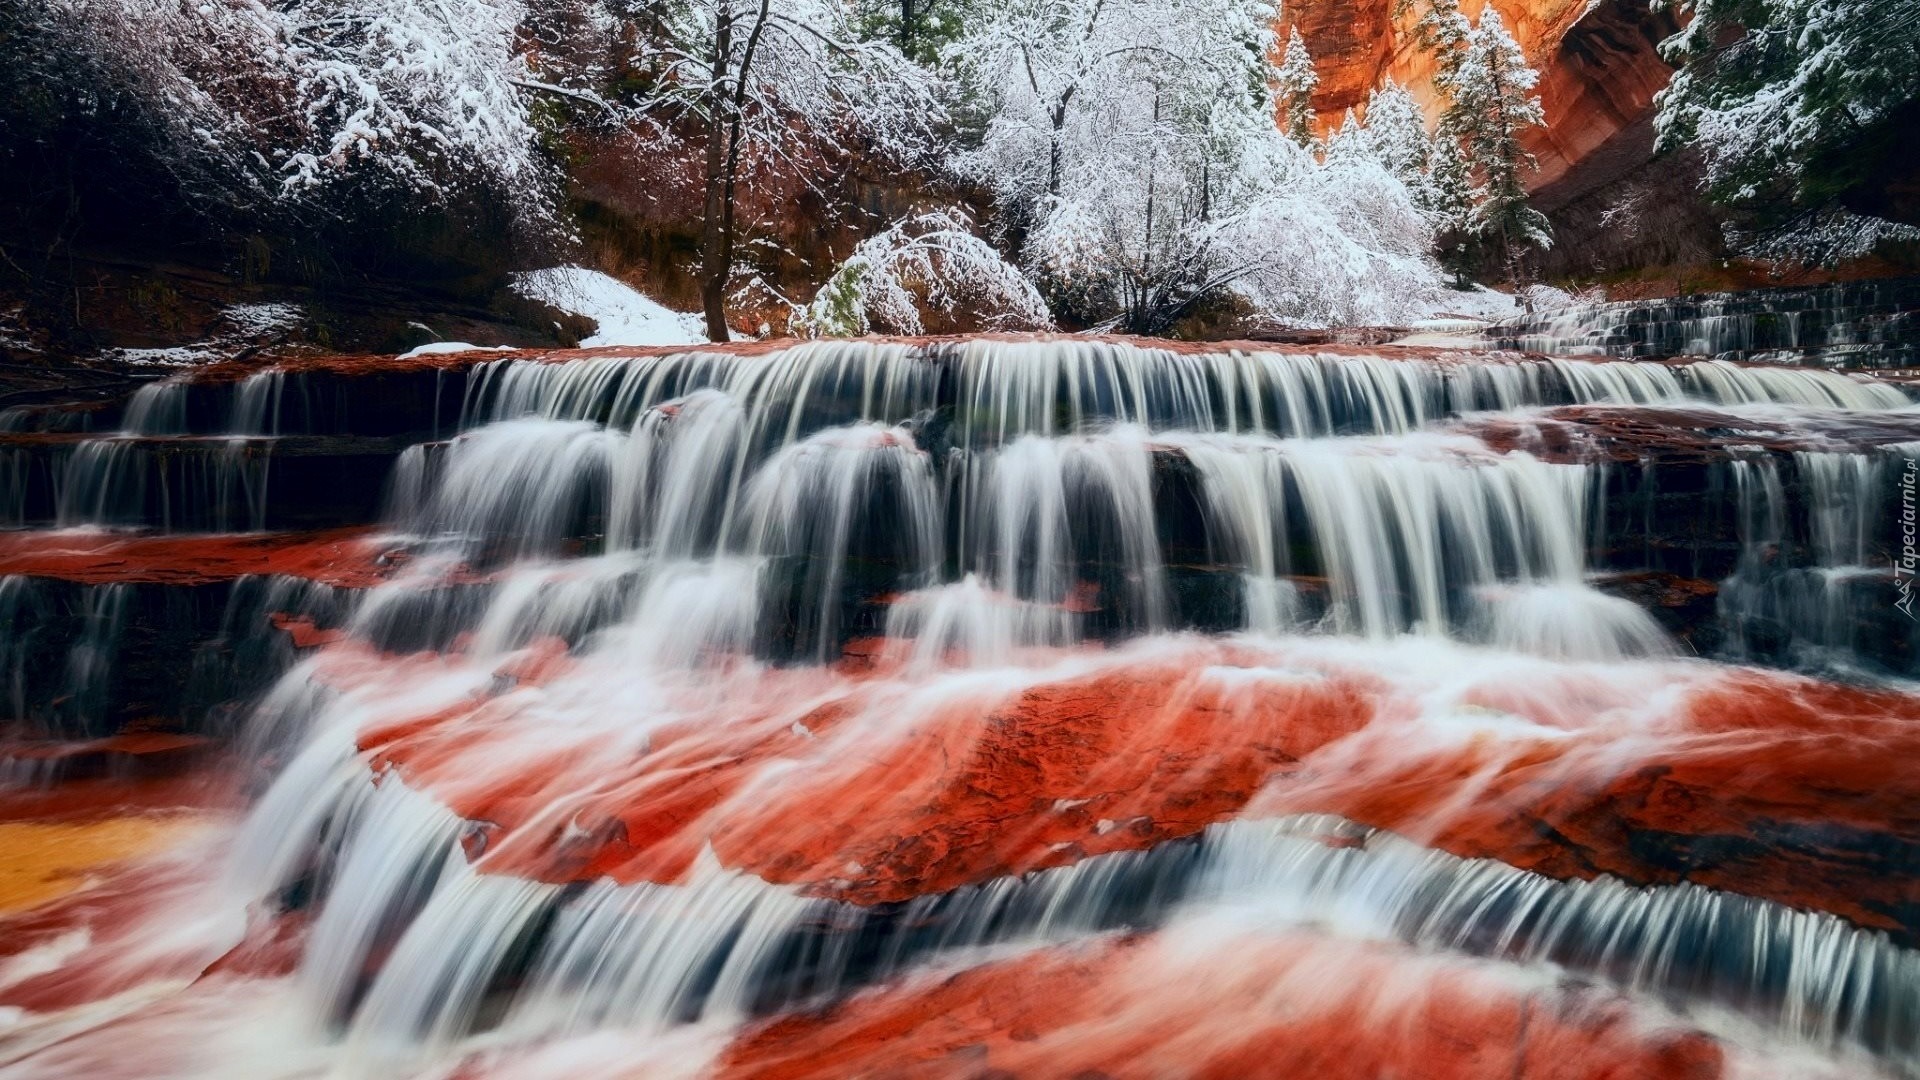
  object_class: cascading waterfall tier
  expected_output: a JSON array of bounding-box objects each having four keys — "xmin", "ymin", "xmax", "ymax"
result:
[
  {"xmin": 4, "ymin": 336, "xmax": 1920, "ymax": 1080},
  {"xmin": 1490, "ymin": 277, "xmax": 1920, "ymax": 366}
]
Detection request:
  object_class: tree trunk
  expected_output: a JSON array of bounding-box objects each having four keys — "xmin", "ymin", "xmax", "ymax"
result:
[
  {"xmin": 700, "ymin": 9, "xmax": 735, "ymax": 342},
  {"xmin": 1047, "ymin": 90, "xmax": 1072, "ymax": 197}
]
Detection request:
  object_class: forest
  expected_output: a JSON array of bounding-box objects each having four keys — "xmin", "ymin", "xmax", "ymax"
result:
[{"xmin": 2, "ymin": 0, "xmax": 1914, "ymax": 351}]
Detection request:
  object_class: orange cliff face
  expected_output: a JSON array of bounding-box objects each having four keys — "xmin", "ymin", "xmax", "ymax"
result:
[{"xmin": 1289, "ymin": 0, "xmax": 1681, "ymax": 189}]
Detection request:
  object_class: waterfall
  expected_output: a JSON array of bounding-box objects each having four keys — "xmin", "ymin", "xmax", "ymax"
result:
[
  {"xmin": 1718, "ymin": 444, "xmax": 1916, "ymax": 672},
  {"xmin": 1492, "ymin": 277, "xmax": 1920, "ymax": 367},
  {"xmin": 6, "ymin": 336, "xmax": 1920, "ymax": 1079}
]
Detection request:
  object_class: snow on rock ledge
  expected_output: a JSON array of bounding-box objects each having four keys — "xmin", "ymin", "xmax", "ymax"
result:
[{"xmin": 512, "ymin": 267, "xmax": 706, "ymax": 347}]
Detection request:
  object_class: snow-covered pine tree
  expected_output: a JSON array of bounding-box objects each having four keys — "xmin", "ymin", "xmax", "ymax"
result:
[
  {"xmin": 1276, "ymin": 27, "xmax": 1320, "ymax": 147},
  {"xmin": 1361, "ymin": 81, "xmax": 1431, "ymax": 187},
  {"xmin": 1323, "ymin": 109, "xmax": 1368, "ymax": 163},
  {"xmin": 1399, "ymin": 0, "xmax": 1471, "ymax": 95},
  {"xmin": 1423, "ymin": 126, "xmax": 1475, "ymax": 231},
  {"xmin": 1446, "ymin": 6, "xmax": 1550, "ymax": 289},
  {"xmin": 1653, "ymin": 0, "xmax": 1920, "ymax": 230},
  {"xmin": 1423, "ymin": 128, "xmax": 1477, "ymax": 282}
]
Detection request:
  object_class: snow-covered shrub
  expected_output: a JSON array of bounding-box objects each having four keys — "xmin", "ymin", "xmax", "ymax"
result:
[
  {"xmin": 1229, "ymin": 149, "xmax": 1444, "ymax": 327},
  {"xmin": 796, "ymin": 209, "xmax": 1052, "ymax": 336},
  {"xmin": 1519, "ymin": 283, "xmax": 1606, "ymax": 312}
]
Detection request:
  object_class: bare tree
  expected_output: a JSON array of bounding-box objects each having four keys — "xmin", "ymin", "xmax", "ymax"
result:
[{"xmin": 618, "ymin": 0, "xmax": 938, "ymax": 338}]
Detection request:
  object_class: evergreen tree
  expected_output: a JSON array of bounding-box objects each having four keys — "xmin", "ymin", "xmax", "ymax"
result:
[
  {"xmin": 1423, "ymin": 124, "xmax": 1477, "ymax": 282},
  {"xmin": 1322, "ymin": 109, "xmax": 1364, "ymax": 162},
  {"xmin": 1653, "ymin": 0, "xmax": 1920, "ymax": 229},
  {"xmin": 1276, "ymin": 26, "xmax": 1320, "ymax": 147},
  {"xmin": 1361, "ymin": 80, "xmax": 1430, "ymax": 186},
  {"xmin": 1400, "ymin": 0, "xmax": 1470, "ymax": 94},
  {"xmin": 1446, "ymin": 7, "xmax": 1550, "ymax": 288}
]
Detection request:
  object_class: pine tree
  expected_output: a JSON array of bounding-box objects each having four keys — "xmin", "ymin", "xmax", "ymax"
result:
[
  {"xmin": 1323, "ymin": 108, "xmax": 1366, "ymax": 162},
  {"xmin": 1653, "ymin": 0, "xmax": 1920, "ymax": 228},
  {"xmin": 1361, "ymin": 80, "xmax": 1430, "ymax": 185},
  {"xmin": 1423, "ymin": 124, "xmax": 1477, "ymax": 282},
  {"xmin": 1446, "ymin": 7, "xmax": 1550, "ymax": 289},
  {"xmin": 1401, "ymin": 0, "xmax": 1470, "ymax": 95},
  {"xmin": 1276, "ymin": 26, "xmax": 1320, "ymax": 147}
]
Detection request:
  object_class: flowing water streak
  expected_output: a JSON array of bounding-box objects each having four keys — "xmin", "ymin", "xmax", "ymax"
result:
[
  {"xmin": 461, "ymin": 343, "xmax": 938, "ymax": 452},
  {"xmin": 84, "ymin": 338, "xmax": 1907, "ymax": 1075},
  {"xmin": 1494, "ymin": 279, "xmax": 1920, "ymax": 366},
  {"xmin": 955, "ymin": 426, "xmax": 1168, "ymax": 633},
  {"xmin": 223, "ymin": 733, "xmax": 1920, "ymax": 1074},
  {"xmin": 1719, "ymin": 446, "xmax": 1910, "ymax": 669},
  {"xmin": 1159, "ymin": 429, "xmax": 1638, "ymax": 643},
  {"xmin": 121, "ymin": 380, "xmax": 192, "ymax": 436},
  {"xmin": 1201, "ymin": 816, "xmax": 1920, "ymax": 1063},
  {"xmin": 51, "ymin": 373, "xmax": 284, "ymax": 531},
  {"xmin": 736, "ymin": 423, "xmax": 944, "ymax": 659}
]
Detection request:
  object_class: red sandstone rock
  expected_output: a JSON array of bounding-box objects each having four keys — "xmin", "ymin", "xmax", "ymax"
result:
[
  {"xmin": 1247, "ymin": 671, "xmax": 1920, "ymax": 939},
  {"xmin": 341, "ymin": 635, "xmax": 1920, "ymax": 940},
  {"xmin": 718, "ymin": 930, "xmax": 1728, "ymax": 1080},
  {"xmin": 0, "ymin": 528, "xmax": 406, "ymax": 588}
]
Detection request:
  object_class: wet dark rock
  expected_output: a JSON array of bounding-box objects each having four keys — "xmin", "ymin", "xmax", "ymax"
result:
[{"xmin": 1491, "ymin": 278, "xmax": 1920, "ymax": 367}]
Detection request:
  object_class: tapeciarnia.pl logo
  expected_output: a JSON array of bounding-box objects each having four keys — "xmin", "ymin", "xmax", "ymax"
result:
[{"xmin": 1899, "ymin": 457, "xmax": 1918, "ymax": 621}]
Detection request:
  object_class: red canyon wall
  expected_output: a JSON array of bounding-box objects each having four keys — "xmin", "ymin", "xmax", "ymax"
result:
[{"xmin": 1290, "ymin": 0, "xmax": 1681, "ymax": 190}]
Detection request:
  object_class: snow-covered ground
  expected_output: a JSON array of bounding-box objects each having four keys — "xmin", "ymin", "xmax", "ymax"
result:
[
  {"xmin": 512, "ymin": 267, "xmax": 706, "ymax": 347},
  {"xmin": 1393, "ymin": 286, "xmax": 1529, "ymax": 346},
  {"xmin": 398, "ymin": 342, "xmax": 514, "ymax": 358},
  {"xmin": 98, "ymin": 303, "xmax": 305, "ymax": 366},
  {"xmin": 1415, "ymin": 285, "xmax": 1524, "ymax": 323}
]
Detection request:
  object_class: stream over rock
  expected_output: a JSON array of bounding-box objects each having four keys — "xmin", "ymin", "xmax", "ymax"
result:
[{"xmin": 2, "ymin": 333, "xmax": 1918, "ymax": 1078}]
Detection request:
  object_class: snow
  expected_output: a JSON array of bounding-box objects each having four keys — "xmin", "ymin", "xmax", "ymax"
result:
[
  {"xmin": 398, "ymin": 342, "xmax": 515, "ymax": 358},
  {"xmin": 1419, "ymin": 286, "xmax": 1522, "ymax": 321},
  {"xmin": 512, "ymin": 267, "xmax": 706, "ymax": 347},
  {"xmin": 1406, "ymin": 318, "xmax": 1494, "ymax": 332},
  {"xmin": 221, "ymin": 303, "xmax": 304, "ymax": 338},
  {"xmin": 96, "ymin": 302, "xmax": 306, "ymax": 366},
  {"xmin": 796, "ymin": 209, "xmax": 1051, "ymax": 336}
]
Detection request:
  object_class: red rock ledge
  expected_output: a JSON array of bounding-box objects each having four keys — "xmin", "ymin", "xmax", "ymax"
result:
[{"xmin": 0, "ymin": 528, "xmax": 406, "ymax": 588}]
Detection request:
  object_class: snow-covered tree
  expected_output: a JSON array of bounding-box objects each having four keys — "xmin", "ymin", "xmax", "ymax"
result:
[
  {"xmin": 1436, "ymin": 122, "xmax": 1474, "ymax": 243},
  {"xmin": 1400, "ymin": 0, "xmax": 1470, "ymax": 94},
  {"xmin": 795, "ymin": 208, "xmax": 1052, "ymax": 335},
  {"xmin": 948, "ymin": 0, "xmax": 1440, "ymax": 331},
  {"xmin": 1321, "ymin": 109, "xmax": 1368, "ymax": 165},
  {"xmin": 1230, "ymin": 141, "xmax": 1444, "ymax": 325},
  {"xmin": 1653, "ymin": 0, "xmax": 1920, "ymax": 228},
  {"xmin": 1360, "ymin": 81, "xmax": 1431, "ymax": 185},
  {"xmin": 1449, "ymin": 7, "xmax": 1551, "ymax": 283},
  {"xmin": 615, "ymin": 0, "xmax": 939, "ymax": 338},
  {"xmin": 948, "ymin": 0, "xmax": 1280, "ymax": 330},
  {"xmin": 26, "ymin": 0, "xmax": 556, "ymax": 224},
  {"xmin": 1276, "ymin": 27, "xmax": 1320, "ymax": 147}
]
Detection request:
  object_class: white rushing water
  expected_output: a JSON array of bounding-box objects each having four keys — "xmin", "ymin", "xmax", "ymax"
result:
[{"xmin": 8, "ymin": 337, "xmax": 1920, "ymax": 1078}]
